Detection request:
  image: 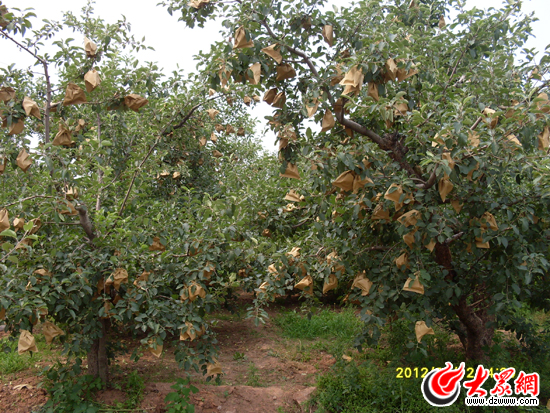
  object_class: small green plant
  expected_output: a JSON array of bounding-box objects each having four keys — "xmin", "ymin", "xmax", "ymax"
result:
[
  {"xmin": 245, "ymin": 363, "xmax": 262, "ymax": 387},
  {"xmin": 165, "ymin": 378, "xmax": 198, "ymax": 413},
  {"xmin": 233, "ymin": 351, "xmax": 246, "ymax": 361},
  {"xmin": 123, "ymin": 370, "xmax": 145, "ymax": 409},
  {"xmin": 40, "ymin": 361, "xmax": 102, "ymax": 413}
]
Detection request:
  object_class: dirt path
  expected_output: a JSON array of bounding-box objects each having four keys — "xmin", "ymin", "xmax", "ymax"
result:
[{"xmin": 1, "ymin": 294, "xmax": 337, "ymax": 412}]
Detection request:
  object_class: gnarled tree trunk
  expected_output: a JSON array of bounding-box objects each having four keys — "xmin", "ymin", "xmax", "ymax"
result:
[
  {"xmin": 434, "ymin": 242, "xmax": 494, "ymax": 361},
  {"xmin": 87, "ymin": 318, "xmax": 109, "ymax": 384}
]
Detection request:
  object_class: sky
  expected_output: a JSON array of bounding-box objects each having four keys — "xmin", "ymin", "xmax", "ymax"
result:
[{"xmin": 2, "ymin": 0, "xmax": 549, "ymax": 151}]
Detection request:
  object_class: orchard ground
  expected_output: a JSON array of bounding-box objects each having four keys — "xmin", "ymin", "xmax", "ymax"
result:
[{"xmin": 1, "ymin": 291, "xmax": 548, "ymax": 413}]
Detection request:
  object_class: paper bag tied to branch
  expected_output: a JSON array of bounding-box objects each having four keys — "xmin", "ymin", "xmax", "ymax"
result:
[
  {"xmin": 16, "ymin": 149, "xmax": 32, "ymax": 172},
  {"xmin": 0, "ymin": 86, "xmax": 15, "ymax": 102},
  {"xmin": 180, "ymin": 321, "xmax": 206, "ymax": 341},
  {"xmin": 206, "ymin": 109, "xmax": 219, "ymax": 120},
  {"xmin": 276, "ymin": 64, "xmax": 296, "ymax": 82},
  {"xmin": 323, "ymin": 273, "xmax": 338, "ymax": 294},
  {"xmin": 106, "ymin": 268, "xmax": 128, "ymax": 290},
  {"xmin": 84, "ymin": 69, "xmax": 101, "ymax": 92},
  {"xmin": 415, "ymin": 321, "xmax": 434, "ymax": 342},
  {"xmin": 538, "ymin": 126, "xmax": 549, "ymax": 151},
  {"xmin": 124, "ymin": 94, "xmax": 148, "ymax": 112},
  {"xmin": 263, "ymin": 88, "xmax": 278, "ymax": 104},
  {"xmin": 246, "ymin": 62, "xmax": 261, "ymax": 85},
  {"xmin": 207, "ymin": 361, "xmax": 222, "ymax": 376},
  {"xmin": 295, "ymin": 275, "xmax": 313, "ymax": 295},
  {"xmin": 23, "ymin": 97, "xmax": 40, "ymax": 119},
  {"xmin": 9, "ymin": 119, "xmax": 24, "ymax": 135},
  {"xmin": 261, "ymin": 44, "xmax": 282, "ymax": 64},
  {"xmin": 340, "ymin": 66, "xmax": 364, "ymax": 96},
  {"xmin": 84, "ymin": 37, "xmax": 97, "ymax": 57},
  {"xmin": 272, "ymin": 91, "xmax": 286, "ymax": 108},
  {"xmin": 42, "ymin": 321, "xmax": 65, "ymax": 344},
  {"xmin": 322, "ymin": 25, "xmax": 334, "ymax": 47},
  {"xmin": 438, "ymin": 178, "xmax": 454, "ymax": 202},
  {"xmin": 284, "ymin": 189, "xmax": 303, "ymax": 202},
  {"xmin": 63, "ymin": 83, "xmax": 87, "ymax": 106},
  {"xmin": 280, "ymin": 163, "xmax": 300, "ymax": 179},
  {"xmin": 352, "ymin": 272, "xmax": 372, "ymax": 296},
  {"xmin": 321, "ymin": 109, "xmax": 335, "ymax": 132},
  {"xmin": 233, "ymin": 26, "xmax": 254, "ymax": 49},
  {"xmin": 0, "ymin": 208, "xmax": 9, "ymax": 232},
  {"xmin": 53, "ymin": 122, "xmax": 74, "ymax": 146},
  {"xmin": 403, "ymin": 273, "xmax": 424, "ymax": 294},
  {"xmin": 149, "ymin": 236, "xmax": 166, "ymax": 251},
  {"xmin": 18, "ymin": 330, "xmax": 38, "ymax": 355}
]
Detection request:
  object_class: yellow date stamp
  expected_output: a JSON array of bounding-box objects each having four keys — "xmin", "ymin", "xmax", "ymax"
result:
[{"xmin": 396, "ymin": 366, "xmax": 512, "ymax": 379}]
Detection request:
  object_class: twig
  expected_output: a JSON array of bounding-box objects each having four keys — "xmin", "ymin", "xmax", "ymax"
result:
[
  {"xmin": 1, "ymin": 195, "xmax": 56, "ymax": 208},
  {"xmin": 354, "ymin": 245, "xmax": 391, "ymax": 255}
]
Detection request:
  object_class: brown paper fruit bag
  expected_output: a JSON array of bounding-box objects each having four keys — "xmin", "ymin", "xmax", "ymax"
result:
[
  {"xmin": 295, "ymin": 275, "xmax": 313, "ymax": 295},
  {"xmin": 352, "ymin": 272, "xmax": 372, "ymax": 296},
  {"xmin": 0, "ymin": 208, "xmax": 9, "ymax": 232},
  {"xmin": 415, "ymin": 321, "xmax": 434, "ymax": 343},
  {"xmin": 84, "ymin": 69, "xmax": 101, "ymax": 92},
  {"xmin": 321, "ymin": 109, "xmax": 335, "ymax": 132},
  {"xmin": 63, "ymin": 83, "xmax": 87, "ymax": 105},
  {"xmin": 124, "ymin": 94, "xmax": 148, "ymax": 112},
  {"xmin": 0, "ymin": 86, "xmax": 15, "ymax": 102},
  {"xmin": 272, "ymin": 91, "xmax": 286, "ymax": 108},
  {"xmin": 149, "ymin": 236, "xmax": 166, "ymax": 251},
  {"xmin": 18, "ymin": 330, "xmax": 38, "ymax": 354},
  {"xmin": 53, "ymin": 122, "xmax": 74, "ymax": 146},
  {"xmin": 22, "ymin": 97, "xmax": 41, "ymax": 119},
  {"xmin": 340, "ymin": 66, "xmax": 364, "ymax": 96},
  {"xmin": 187, "ymin": 282, "xmax": 206, "ymax": 302},
  {"xmin": 482, "ymin": 107, "xmax": 498, "ymax": 129},
  {"xmin": 322, "ymin": 25, "xmax": 333, "ymax": 47},
  {"xmin": 233, "ymin": 26, "xmax": 254, "ymax": 49},
  {"xmin": 323, "ymin": 273, "xmax": 338, "ymax": 294},
  {"xmin": 134, "ymin": 271, "xmax": 150, "ymax": 287},
  {"xmin": 107, "ymin": 268, "xmax": 128, "ymax": 290},
  {"xmin": 16, "ymin": 149, "xmax": 32, "ymax": 172},
  {"xmin": 438, "ymin": 178, "xmax": 454, "ymax": 202},
  {"xmin": 148, "ymin": 339, "xmax": 163, "ymax": 358},
  {"xmin": 246, "ymin": 62, "xmax": 261, "ymax": 85},
  {"xmin": 263, "ymin": 88, "xmax": 278, "ymax": 104},
  {"xmin": 8, "ymin": 118, "xmax": 24, "ymax": 135},
  {"xmin": 284, "ymin": 190, "xmax": 303, "ymax": 203},
  {"xmin": 13, "ymin": 217, "xmax": 25, "ymax": 231},
  {"xmin": 213, "ymin": 150, "xmax": 223, "ymax": 158},
  {"xmin": 403, "ymin": 228, "xmax": 417, "ymax": 248},
  {"xmin": 538, "ymin": 126, "xmax": 549, "ymax": 151},
  {"xmin": 84, "ymin": 37, "xmax": 97, "ymax": 57},
  {"xmin": 207, "ymin": 361, "xmax": 222, "ymax": 376},
  {"xmin": 280, "ymin": 163, "xmax": 300, "ymax": 179},
  {"xmin": 180, "ymin": 321, "xmax": 206, "ymax": 341},
  {"xmin": 403, "ymin": 274, "xmax": 424, "ymax": 294},
  {"xmin": 395, "ymin": 252, "xmax": 409, "ymax": 269},
  {"xmin": 384, "ymin": 58, "xmax": 398, "ymax": 82},
  {"xmin": 261, "ymin": 44, "xmax": 282, "ymax": 64},
  {"xmin": 276, "ymin": 64, "xmax": 296, "ymax": 81},
  {"xmin": 368, "ymin": 82, "xmax": 379, "ymax": 101},
  {"xmin": 206, "ymin": 108, "xmax": 219, "ymax": 120},
  {"xmin": 42, "ymin": 321, "xmax": 65, "ymax": 344}
]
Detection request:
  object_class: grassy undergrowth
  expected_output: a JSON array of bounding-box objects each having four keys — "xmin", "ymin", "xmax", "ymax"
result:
[
  {"xmin": 0, "ymin": 334, "xmax": 59, "ymax": 379},
  {"xmin": 275, "ymin": 306, "xmax": 550, "ymax": 413}
]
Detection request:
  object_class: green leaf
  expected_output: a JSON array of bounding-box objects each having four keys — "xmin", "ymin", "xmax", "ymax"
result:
[{"xmin": 0, "ymin": 229, "xmax": 16, "ymax": 238}]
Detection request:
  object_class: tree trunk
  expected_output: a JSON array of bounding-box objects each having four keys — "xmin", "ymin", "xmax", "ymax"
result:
[
  {"xmin": 87, "ymin": 318, "xmax": 109, "ymax": 384},
  {"xmin": 453, "ymin": 297, "xmax": 494, "ymax": 361},
  {"xmin": 434, "ymin": 243, "xmax": 494, "ymax": 361}
]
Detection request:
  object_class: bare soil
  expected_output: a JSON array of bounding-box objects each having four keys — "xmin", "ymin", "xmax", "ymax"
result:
[{"xmin": 0, "ymin": 293, "xmax": 338, "ymax": 413}]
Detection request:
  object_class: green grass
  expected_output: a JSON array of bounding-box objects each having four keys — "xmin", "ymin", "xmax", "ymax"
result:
[
  {"xmin": 274, "ymin": 307, "xmax": 362, "ymax": 341},
  {"xmin": 0, "ymin": 334, "xmax": 58, "ymax": 378}
]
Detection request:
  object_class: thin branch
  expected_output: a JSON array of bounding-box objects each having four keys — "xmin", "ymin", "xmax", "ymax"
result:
[
  {"xmin": 0, "ymin": 229, "xmax": 31, "ymax": 263},
  {"xmin": 354, "ymin": 245, "xmax": 391, "ymax": 255},
  {"xmin": 1, "ymin": 195, "xmax": 56, "ymax": 208}
]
